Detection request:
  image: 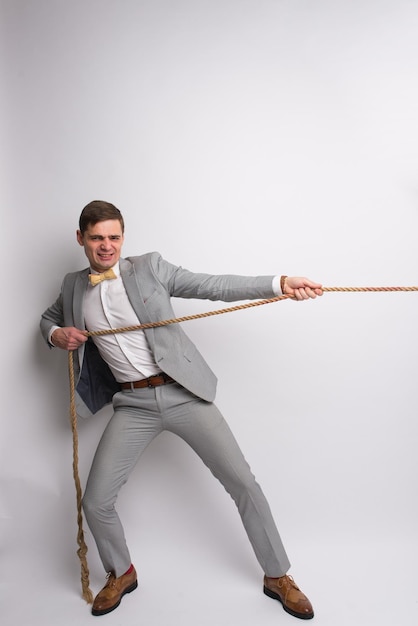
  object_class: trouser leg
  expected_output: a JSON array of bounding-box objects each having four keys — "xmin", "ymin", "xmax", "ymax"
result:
[
  {"xmin": 161, "ymin": 385, "xmax": 291, "ymax": 577},
  {"xmin": 82, "ymin": 391, "xmax": 162, "ymax": 577}
]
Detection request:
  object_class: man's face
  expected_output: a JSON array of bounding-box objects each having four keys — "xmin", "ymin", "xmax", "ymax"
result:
[{"xmin": 76, "ymin": 219, "xmax": 124, "ymax": 273}]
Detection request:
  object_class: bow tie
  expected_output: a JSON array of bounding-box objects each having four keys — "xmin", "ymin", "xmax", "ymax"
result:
[{"xmin": 88, "ymin": 268, "xmax": 117, "ymax": 286}]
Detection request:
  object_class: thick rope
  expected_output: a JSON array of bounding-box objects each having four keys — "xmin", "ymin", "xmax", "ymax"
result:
[
  {"xmin": 84, "ymin": 286, "xmax": 418, "ymax": 339},
  {"xmin": 67, "ymin": 285, "xmax": 418, "ymax": 601},
  {"xmin": 68, "ymin": 351, "xmax": 94, "ymax": 604}
]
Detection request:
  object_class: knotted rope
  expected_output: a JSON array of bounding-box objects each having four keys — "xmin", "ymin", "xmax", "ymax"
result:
[{"xmin": 67, "ymin": 285, "xmax": 418, "ymax": 602}]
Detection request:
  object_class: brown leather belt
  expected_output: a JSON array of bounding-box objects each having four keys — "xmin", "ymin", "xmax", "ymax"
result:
[{"xmin": 120, "ymin": 373, "xmax": 175, "ymax": 390}]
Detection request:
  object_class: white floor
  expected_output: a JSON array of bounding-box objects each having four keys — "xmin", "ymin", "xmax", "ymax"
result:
[
  {"xmin": 2, "ymin": 423, "xmax": 418, "ymax": 626},
  {"xmin": 3, "ymin": 519, "xmax": 417, "ymax": 626},
  {"xmin": 3, "ymin": 401, "xmax": 417, "ymax": 626}
]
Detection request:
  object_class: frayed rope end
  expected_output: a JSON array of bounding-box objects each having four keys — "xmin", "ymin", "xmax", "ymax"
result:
[{"xmin": 82, "ymin": 586, "xmax": 94, "ymax": 604}]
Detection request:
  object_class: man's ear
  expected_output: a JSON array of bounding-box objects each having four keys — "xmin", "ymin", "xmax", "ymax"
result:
[{"xmin": 76, "ymin": 230, "xmax": 84, "ymax": 246}]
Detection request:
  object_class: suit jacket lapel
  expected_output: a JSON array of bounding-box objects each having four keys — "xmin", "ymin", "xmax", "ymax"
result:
[
  {"xmin": 119, "ymin": 258, "xmax": 156, "ymax": 351},
  {"xmin": 72, "ymin": 270, "xmax": 89, "ymax": 368},
  {"xmin": 119, "ymin": 258, "xmax": 147, "ymax": 316},
  {"xmin": 73, "ymin": 270, "xmax": 89, "ymax": 329}
]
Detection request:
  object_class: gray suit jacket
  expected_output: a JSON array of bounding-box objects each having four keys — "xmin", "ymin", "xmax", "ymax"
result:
[{"xmin": 40, "ymin": 252, "xmax": 276, "ymax": 417}]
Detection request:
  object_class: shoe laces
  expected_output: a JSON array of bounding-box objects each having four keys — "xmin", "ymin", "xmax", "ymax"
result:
[
  {"xmin": 105, "ymin": 572, "xmax": 117, "ymax": 588},
  {"xmin": 278, "ymin": 575, "xmax": 300, "ymax": 594}
]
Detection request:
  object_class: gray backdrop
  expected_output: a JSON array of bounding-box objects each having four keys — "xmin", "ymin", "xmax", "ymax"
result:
[{"xmin": 2, "ymin": 1, "xmax": 417, "ymax": 625}]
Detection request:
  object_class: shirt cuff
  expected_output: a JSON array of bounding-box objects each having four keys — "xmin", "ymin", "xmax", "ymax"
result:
[
  {"xmin": 48, "ymin": 325, "xmax": 61, "ymax": 346},
  {"xmin": 272, "ymin": 275, "xmax": 283, "ymax": 295}
]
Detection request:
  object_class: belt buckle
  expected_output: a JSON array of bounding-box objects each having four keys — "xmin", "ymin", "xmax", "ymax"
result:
[{"xmin": 148, "ymin": 374, "xmax": 160, "ymax": 388}]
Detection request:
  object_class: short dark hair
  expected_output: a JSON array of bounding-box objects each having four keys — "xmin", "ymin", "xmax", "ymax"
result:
[{"xmin": 79, "ymin": 200, "xmax": 125, "ymax": 234}]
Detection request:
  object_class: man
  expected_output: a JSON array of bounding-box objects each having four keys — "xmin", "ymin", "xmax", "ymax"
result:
[{"xmin": 40, "ymin": 200, "xmax": 322, "ymax": 620}]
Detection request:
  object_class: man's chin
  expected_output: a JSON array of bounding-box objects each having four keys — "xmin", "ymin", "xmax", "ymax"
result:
[{"xmin": 95, "ymin": 260, "xmax": 115, "ymax": 270}]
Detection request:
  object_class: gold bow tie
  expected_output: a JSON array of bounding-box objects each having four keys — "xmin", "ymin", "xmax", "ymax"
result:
[{"xmin": 88, "ymin": 268, "xmax": 117, "ymax": 286}]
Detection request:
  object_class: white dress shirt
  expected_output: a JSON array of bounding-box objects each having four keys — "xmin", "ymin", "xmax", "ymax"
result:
[{"xmin": 84, "ymin": 263, "xmax": 161, "ymax": 382}]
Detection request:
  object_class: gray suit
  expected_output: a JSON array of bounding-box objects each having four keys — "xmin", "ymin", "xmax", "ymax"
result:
[
  {"xmin": 41, "ymin": 252, "xmax": 291, "ymax": 578},
  {"xmin": 41, "ymin": 253, "xmax": 277, "ymax": 416}
]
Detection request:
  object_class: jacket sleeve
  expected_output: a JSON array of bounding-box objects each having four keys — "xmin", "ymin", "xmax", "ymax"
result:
[
  {"xmin": 146, "ymin": 252, "xmax": 276, "ymax": 302},
  {"xmin": 40, "ymin": 292, "xmax": 64, "ymax": 346}
]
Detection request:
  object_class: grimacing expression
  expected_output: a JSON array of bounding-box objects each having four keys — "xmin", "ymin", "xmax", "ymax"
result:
[{"xmin": 76, "ymin": 219, "xmax": 124, "ymax": 273}]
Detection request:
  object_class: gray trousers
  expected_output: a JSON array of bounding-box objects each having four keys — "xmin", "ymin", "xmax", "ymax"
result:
[{"xmin": 82, "ymin": 382, "xmax": 291, "ymax": 578}]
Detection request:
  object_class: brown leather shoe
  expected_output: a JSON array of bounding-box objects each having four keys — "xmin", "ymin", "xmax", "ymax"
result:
[
  {"xmin": 92, "ymin": 566, "xmax": 138, "ymax": 616},
  {"xmin": 263, "ymin": 574, "xmax": 314, "ymax": 620}
]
